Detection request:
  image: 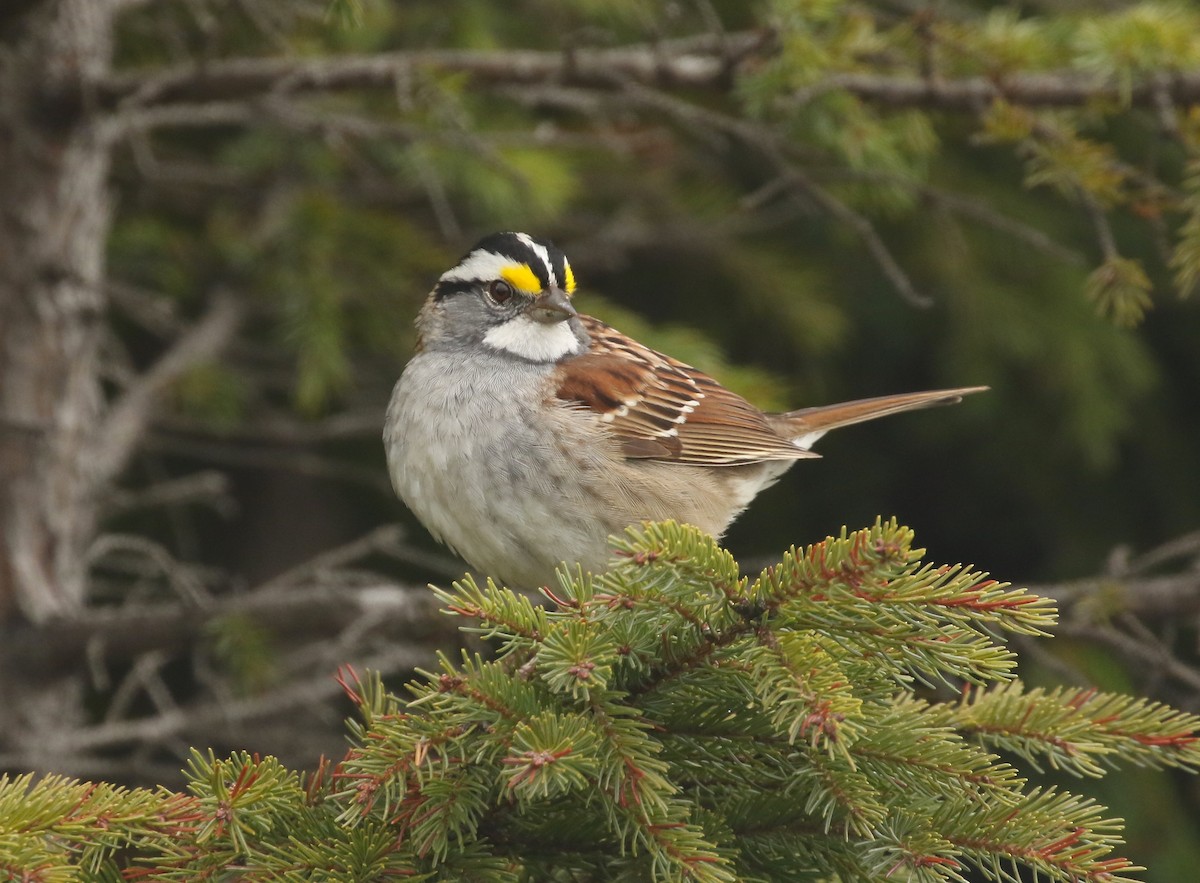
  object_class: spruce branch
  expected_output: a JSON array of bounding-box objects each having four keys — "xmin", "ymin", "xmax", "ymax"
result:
[
  {"xmin": 747, "ymin": 519, "xmax": 1055, "ymax": 690},
  {"xmin": 4, "ymin": 522, "xmax": 1198, "ymax": 880},
  {"xmin": 0, "ymin": 773, "xmax": 200, "ymax": 876},
  {"xmin": 433, "ymin": 574, "xmax": 550, "ymax": 645},
  {"xmin": 184, "ymin": 750, "xmax": 306, "ymax": 860},
  {"xmin": 943, "ymin": 681, "xmax": 1200, "ymax": 777},
  {"xmin": 937, "ymin": 788, "xmax": 1137, "ymax": 883}
]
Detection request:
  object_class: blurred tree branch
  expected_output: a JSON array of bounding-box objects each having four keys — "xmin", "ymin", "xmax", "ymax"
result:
[
  {"xmin": 1, "ymin": 524, "xmax": 460, "ymax": 783},
  {"xmin": 95, "ymin": 38, "xmax": 1200, "ymax": 122},
  {"xmin": 2, "ymin": 12, "xmax": 1199, "ymax": 863},
  {"xmin": 1035, "ymin": 530, "xmax": 1200, "ymax": 620},
  {"xmin": 781, "ymin": 70, "xmax": 1200, "ymax": 111},
  {"xmin": 99, "ymin": 31, "xmax": 766, "ymax": 112},
  {"xmin": 93, "ymin": 291, "xmax": 242, "ymax": 487},
  {"xmin": 1028, "ymin": 531, "xmax": 1200, "ymax": 706},
  {"xmin": 0, "ymin": 644, "xmax": 431, "ymax": 783}
]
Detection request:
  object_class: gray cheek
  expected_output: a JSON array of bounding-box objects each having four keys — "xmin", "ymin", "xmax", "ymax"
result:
[{"xmin": 418, "ymin": 295, "xmax": 508, "ymax": 352}]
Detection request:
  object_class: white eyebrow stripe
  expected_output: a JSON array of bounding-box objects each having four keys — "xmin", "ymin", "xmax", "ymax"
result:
[
  {"xmin": 440, "ymin": 250, "xmax": 517, "ymax": 284},
  {"xmin": 515, "ymin": 232, "xmax": 556, "ymax": 288}
]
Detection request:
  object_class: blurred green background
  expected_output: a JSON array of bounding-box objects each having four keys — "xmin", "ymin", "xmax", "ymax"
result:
[{"xmin": 39, "ymin": 0, "xmax": 1200, "ymax": 876}]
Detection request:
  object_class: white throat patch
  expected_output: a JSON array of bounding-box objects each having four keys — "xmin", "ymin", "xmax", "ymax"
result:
[{"xmin": 483, "ymin": 316, "xmax": 579, "ymax": 362}]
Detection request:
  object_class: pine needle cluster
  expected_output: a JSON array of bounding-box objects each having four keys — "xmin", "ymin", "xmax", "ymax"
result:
[{"xmin": 3, "ymin": 520, "xmax": 1199, "ymax": 881}]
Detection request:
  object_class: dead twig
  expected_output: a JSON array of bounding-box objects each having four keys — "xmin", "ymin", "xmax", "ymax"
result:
[{"xmin": 92, "ymin": 292, "xmax": 242, "ymax": 488}]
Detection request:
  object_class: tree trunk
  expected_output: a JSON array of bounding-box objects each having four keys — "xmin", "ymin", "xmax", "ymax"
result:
[{"xmin": 0, "ymin": 0, "xmax": 115, "ymax": 623}]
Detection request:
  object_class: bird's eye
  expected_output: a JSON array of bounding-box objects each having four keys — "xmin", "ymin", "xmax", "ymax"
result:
[{"xmin": 486, "ymin": 279, "xmax": 515, "ymax": 305}]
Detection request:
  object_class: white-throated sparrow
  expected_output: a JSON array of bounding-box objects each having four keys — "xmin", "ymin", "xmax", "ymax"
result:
[{"xmin": 385, "ymin": 232, "xmax": 984, "ymax": 587}]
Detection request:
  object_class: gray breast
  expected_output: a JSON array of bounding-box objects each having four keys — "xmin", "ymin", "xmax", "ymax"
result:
[{"xmin": 385, "ymin": 351, "xmax": 613, "ymax": 586}]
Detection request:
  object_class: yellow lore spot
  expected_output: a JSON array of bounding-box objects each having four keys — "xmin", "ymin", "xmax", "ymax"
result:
[
  {"xmin": 563, "ymin": 260, "xmax": 576, "ymax": 294},
  {"xmin": 500, "ymin": 263, "xmax": 543, "ymax": 294}
]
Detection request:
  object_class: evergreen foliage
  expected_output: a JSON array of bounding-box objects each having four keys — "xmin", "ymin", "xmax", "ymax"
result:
[
  {"xmin": 4, "ymin": 521, "xmax": 1198, "ymax": 881},
  {"xmin": 93, "ymin": 0, "xmax": 1200, "ymax": 580},
  {"xmin": 6, "ymin": 0, "xmax": 1200, "ymax": 878}
]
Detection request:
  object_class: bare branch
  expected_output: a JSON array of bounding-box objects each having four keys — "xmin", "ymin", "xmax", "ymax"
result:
[
  {"xmin": 609, "ymin": 78, "xmax": 932, "ymax": 306},
  {"xmin": 1026, "ymin": 530, "xmax": 1200, "ymax": 701},
  {"xmin": 86, "ymin": 533, "xmax": 214, "ymax": 607},
  {"xmin": 918, "ymin": 183, "xmax": 1086, "ymax": 266},
  {"xmin": 785, "ymin": 171, "xmax": 933, "ymax": 308},
  {"xmin": 91, "ymin": 292, "xmax": 242, "ymax": 487},
  {"xmin": 44, "ymin": 646, "xmax": 431, "ymax": 756},
  {"xmin": 94, "ymin": 26, "xmax": 1200, "ymax": 119},
  {"xmin": 781, "ymin": 69, "xmax": 1200, "ymax": 111},
  {"xmin": 1036, "ymin": 573, "xmax": 1200, "ymax": 620},
  {"xmin": 5, "ymin": 579, "xmax": 445, "ymax": 674},
  {"xmin": 808, "ymin": 168, "xmax": 1086, "ymax": 266},
  {"xmin": 103, "ymin": 649, "xmax": 175, "ymax": 723},
  {"xmin": 115, "ymin": 99, "xmax": 264, "ymax": 133},
  {"xmin": 4, "ymin": 526, "xmax": 458, "ymax": 673},
  {"xmin": 1052, "ymin": 619, "xmax": 1200, "ymax": 695},
  {"xmin": 1029, "ymin": 530, "xmax": 1200, "ymax": 621},
  {"xmin": 152, "ymin": 408, "xmax": 385, "ymax": 445},
  {"xmin": 105, "ymin": 470, "xmax": 235, "ymax": 518},
  {"xmin": 254, "ymin": 523, "xmax": 445, "ymax": 591},
  {"xmin": 107, "ymin": 281, "xmax": 186, "ymax": 337},
  {"xmin": 1080, "ymin": 190, "xmax": 1120, "ymax": 261},
  {"xmin": 99, "ymin": 32, "xmax": 765, "ymax": 111},
  {"xmin": 142, "ymin": 431, "xmax": 394, "ymax": 495},
  {"xmin": 1127, "ymin": 530, "xmax": 1200, "ymax": 573}
]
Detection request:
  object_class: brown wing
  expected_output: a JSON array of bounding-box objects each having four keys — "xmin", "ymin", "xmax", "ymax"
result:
[{"xmin": 554, "ymin": 316, "xmax": 815, "ymax": 466}]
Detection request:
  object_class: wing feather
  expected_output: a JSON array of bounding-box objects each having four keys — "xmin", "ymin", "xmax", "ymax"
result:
[{"xmin": 554, "ymin": 316, "xmax": 814, "ymax": 466}]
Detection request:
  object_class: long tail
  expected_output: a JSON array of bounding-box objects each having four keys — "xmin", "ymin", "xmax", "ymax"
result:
[{"xmin": 768, "ymin": 386, "xmax": 988, "ymax": 450}]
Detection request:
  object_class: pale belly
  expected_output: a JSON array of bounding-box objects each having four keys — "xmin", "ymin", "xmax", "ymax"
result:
[{"xmin": 385, "ymin": 352, "xmax": 792, "ymax": 588}]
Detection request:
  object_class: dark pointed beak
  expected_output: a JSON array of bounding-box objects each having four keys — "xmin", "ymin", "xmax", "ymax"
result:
[{"xmin": 527, "ymin": 287, "xmax": 576, "ymax": 324}]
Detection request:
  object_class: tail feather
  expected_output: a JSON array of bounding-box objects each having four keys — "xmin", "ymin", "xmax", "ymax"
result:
[{"xmin": 768, "ymin": 386, "xmax": 988, "ymax": 450}]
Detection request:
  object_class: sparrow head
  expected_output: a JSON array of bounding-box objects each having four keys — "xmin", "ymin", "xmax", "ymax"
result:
[{"xmin": 417, "ymin": 231, "xmax": 587, "ymax": 362}]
